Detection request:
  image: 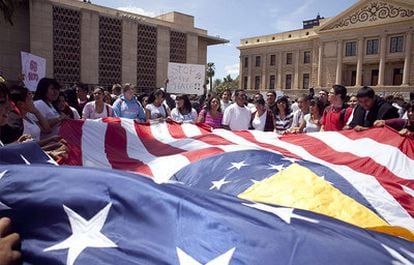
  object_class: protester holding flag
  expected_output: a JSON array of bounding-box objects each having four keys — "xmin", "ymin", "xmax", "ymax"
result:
[
  {"xmin": 222, "ymin": 89, "xmax": 251, "ymax": 131},
  {"xmin": 274, "ymin": 96, "xmax": 293, "ymax": 134},
  {"xmin": 320, "ymin": 85, "xmax": 352, "ymax": 131},
  {"xmin": 56, "ymin": 92, "xmax": 80, "ymax": 120},
  {"xmin": 298, "ymin": 97, "xmax": 324, "ymax": 133},
  {"xmin": 374, "ymin": 101, "xmax": 414, "ymax": 137},
  {"xmin": 197, "ymin": 96, "xmax": 223, "ymax": 129},
  {"xmin": 146, "ymin": 89, "xmax": 171, "ymax": 121},
  {"xmin": 250, "ymin": 98, "xmax": 275, "ymax": 131},
  {"xmin": 0, "ymin": 217, "xmax": 21, "ymax": 265},
  {"xmin": 6, "ymin": 85, "xmax": 51, "ymax": 142},
  {"xmin": 33, "ymin": 78, "xmax": 67, "ymax": 139},
  {"xmin": 348, "ymin": 86, "xmax": 399, "ymax": 131},
  {"xmin": 83, "ymin": 87, "xmax": 113, "ymax": 120},
  {"xmin": 170, "ymin": 94, "xmax": 198, "ymax": 123},
  {"xmin": 112, "ymin": 84, "xmax": 146, "ymax": 122}
]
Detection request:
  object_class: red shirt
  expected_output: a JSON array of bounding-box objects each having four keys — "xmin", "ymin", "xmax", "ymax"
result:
[{"xmin": 321, "ymin": 106, "xmax": 353, "ymax": 131}]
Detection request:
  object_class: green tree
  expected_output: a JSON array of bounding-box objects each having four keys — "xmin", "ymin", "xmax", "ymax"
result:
[
  {"xmin": 206, "ymin": 62, "xmax": 215, "ymax": 91},
  {"xmin": 215, "ymin": 75, "xmax": 239, "ymax": 94}
]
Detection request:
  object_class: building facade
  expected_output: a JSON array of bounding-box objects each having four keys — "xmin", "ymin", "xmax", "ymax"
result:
[
  {"xmin": 239, "ymin": 0, "xmax": 414, "ymax": 97},
  {"xmin": 0, "ymin": 0, "xmax": 227, "ymax": 92}
]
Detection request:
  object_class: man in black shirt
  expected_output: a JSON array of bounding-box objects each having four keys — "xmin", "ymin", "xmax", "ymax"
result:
[{"xmin": 348, "ymin": 86, "xmax": 399, "ymax": 131}]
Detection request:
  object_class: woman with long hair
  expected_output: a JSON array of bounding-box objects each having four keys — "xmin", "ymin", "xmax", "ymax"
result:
[
  {"xmin": 250, "ymin": 98, "xmax": 274, "ymax": 131},
  {"xmin": 274, "ymin": 96, "xmax": 293, "ymax": 134},
  {"xmin": 146, "ymin": 89, "xmax": 170, "ymax": 121},
  {"xmin": 55, "ymin": 92, "xmax": 80, "ymax": 120},
  {"xmin": 298, "ymin": 97, "xmax": 324, "ymax": 133},
  {"xmin": 82, "ymin": 87, "xmax": 113, "ymax": 119},
  {"xmin": 170, "ymin": 94, "xmax": 198, "ymax": 123},
  {"xmin": 33, "ymin": 78, "xmax": 67, "ymax": 139},
  {"xmin": 197, "ymin": 96, "xmax": 223, "ymax": 129}
]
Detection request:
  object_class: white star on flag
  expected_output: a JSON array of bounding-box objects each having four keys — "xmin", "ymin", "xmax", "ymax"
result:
[
  {"xmin": 44, "ymin": 202, "xmax": 117, "ymax": 265},
  {"xmin": 381, "ymin": 244, "xmax": 414, "ymax": 265},
  {"xmin": 320, "ymin": 176, "xmax": 334, "ymax": 185},
  {"xmin": 176, "ymin": 247, "xmax": 236, "ymax": 265},
  {"xmin": 20, "ymin": 155, "xmax": 30, "ymax": 165},
  {"xmin": 267, "ymin": 164, "xmax": 284, "ymax": 172},
  {"xmin": 227, "ymin": 161, "xmax": 248, "ymax": 170},
  {"xmin": 210, "ymin": 177, "xmax": 230, "ymax": 191},
  {"xmin": 0, "ymin": 170, "xmax": 10, "ymax": 210},
  {"xmin": 243, "ymin": 203, "xmax": 319, "ymax": 224},
  {"xmin": 46, "ymin": 153, "xmax": 59, "ymax": 166},
  {"xmin": 250, "ymin": 179, "xmax": 261, "ymax": 184},
  {"xmin": 282, "ymin": 157, "xmax": 299, "ymax": 164}
]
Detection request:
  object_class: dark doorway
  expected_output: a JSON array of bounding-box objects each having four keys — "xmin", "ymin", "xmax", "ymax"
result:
[
  {"xmin": 371, "ymin": 69, "xmax": 379, "ymax": 86},
  {"xmin": 393, "ymin": 68, "xmax": 403, "ymax": 86}
]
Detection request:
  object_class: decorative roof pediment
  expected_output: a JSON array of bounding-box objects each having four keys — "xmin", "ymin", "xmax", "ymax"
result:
[{"xmin": 318, "ymin": 0, "xmax": 414, "ymax": 32}]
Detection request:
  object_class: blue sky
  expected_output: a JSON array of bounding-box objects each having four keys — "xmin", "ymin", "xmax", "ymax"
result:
[{"xmin": 91, "ymin": 0, "xmax": 358, "ymax": 80}]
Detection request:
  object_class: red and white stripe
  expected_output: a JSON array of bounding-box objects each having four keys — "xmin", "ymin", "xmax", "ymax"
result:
[{"xmin": 60, "ymin": 118, "xmax": 414, "ymax": 230}]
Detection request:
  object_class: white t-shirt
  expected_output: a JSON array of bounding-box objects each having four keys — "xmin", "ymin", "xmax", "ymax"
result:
[
  {"xmin": 252, "ymin": 111, "xmax": 267, "ymax": 131},
  {"xmin": 171, "ymin": 108, "xmax": 198, "ymax": 123},
  {"xmin": 222, "ymin": 103, "xmax": 251, "ymax": 131},
  {"xmin": 303, "ymin": 113, "xmax": 321, "ymax": 133},
  {"xmin": 23, "ymin": 114, "xmax": 41, "ymax": 141},
  {"xmin": 34, "ymin": 100, "xmax": 60, "ymax": 139},
  {"xmin": 221, "ymin": 100, "xmax": 232, "ymax": 113},
  {"xmin": 146, "ymin": 103, "xmax": 169, "ymax": 120},
  {"xmin": 70, "ymin": 106, "xmax": 81, "ymax": 120}
]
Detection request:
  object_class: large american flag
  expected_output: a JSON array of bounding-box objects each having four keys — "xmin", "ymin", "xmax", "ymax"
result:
[
  {"xmin": 59, "ymin": 118, "xmax": 414, "ymax": 238},
  {"xmin": 0, "ymin": 120, "xmax": 413, "ymax": 264}
]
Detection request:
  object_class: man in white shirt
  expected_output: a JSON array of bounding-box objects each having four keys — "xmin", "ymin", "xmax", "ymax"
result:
[
  {"xmin": 220, "ymin": 89, "xmax": 232, "ymax": 113},
  {"xmin": 222, "ymin": 90, "xmax": 251, "ymax": 131},
  {"xmin": 288, "ymin": 94, "xmax": 310, "ymax": 132}
]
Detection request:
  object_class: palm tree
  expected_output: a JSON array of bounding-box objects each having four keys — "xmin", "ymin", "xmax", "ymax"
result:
[
  {"xmin": 206, "ymin": 62, "xmax": 215, "ymax": 91},
  {"xmin": 0, "ymin": 0, "xmax": 17, "ymax": 25}
]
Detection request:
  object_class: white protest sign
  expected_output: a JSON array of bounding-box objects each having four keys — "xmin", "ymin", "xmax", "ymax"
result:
[
  {"xmin": 167, "ymin": 62, "xmax": 205, "ymax": 95},
  {"xmin": 21, "ymin": 52, "xmax": 46, "ymax": 91}
]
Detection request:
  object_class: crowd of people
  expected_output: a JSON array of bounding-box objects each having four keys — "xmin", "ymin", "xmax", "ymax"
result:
[
  {"xmin": 1, "ymin": 76, "xmax": 413, "ymax": 151},
  {"xmin": 0, "ymin": 75, "xmax": 414, "ymax": 263}
]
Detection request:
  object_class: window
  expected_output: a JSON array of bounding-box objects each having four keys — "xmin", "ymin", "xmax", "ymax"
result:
[
  {"xmin": 303, "ymin": 73, "xmax": 310, "ymax": 89},
  {"xmin": 243, "ymin": 76, "xmax": 248, "ymax": 90},
  {"xmin": 269, "ymin": 75, "xmax": 275, "ymax": 89},
  {"xmin": 255, "ymin": 56, "xmax": 261, "ymax": 67},
  {"xmin": 390, "ymin": 36, "xmax": 404, "ymax": 53},
  {"xmin": 270, "ymin": 54, "xmax": 276, "ymax": 66},
  {"xmin": 304, "ymin": 51, "xmax": 311, "ymax": 64},
  {"xmin": 366, "ymin": 39, "xmax": 379, "ymax": 55},
  {"xmin": 255, "ymin": 76, "xmax": 261, "ymax": 90},
  {"xmin": 286, "ymin": 53, "xmax": 293, "ymax": 65},
  {"xmin": 345, "ymin": 41, "xmax": 357, "ymax": 57},
  {"xmin": 244, "ymin": 57, "xmax": 249, "ymax": 68},
  {"xmin": 285, "ymin": 74, "xmax": 292, "ymax": 89}
]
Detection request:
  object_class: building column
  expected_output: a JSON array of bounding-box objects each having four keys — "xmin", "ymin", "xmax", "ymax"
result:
[
  {"xmin": 402, "ymin": 31, "xmax": 413, "ymax": 86},
  {"xmin": 317, "ymin": 43, "xmax": 323, "ymax": 87},
  {"xmin": 378, "ymin": 35, "xmax": 387, "ymax": 86},
  {"xmin": 121, "ymin": 19, "xmax": 138, "ymax": 84},
  {"xmin": 293, "ymin": 50, "xmax": 300, "ymax": 89},
  {"xmin": 156, "ymin": 26, "xmax": 170, "ymax": 88},
  {"xmin": 277, "ymin": 52, "xmax": 282, "ymax": 90},
  {"xmin": 261, "ymin": 54, "xmax": 267, "ymax": 90},
  {"xmin": 355, "ymin": 38, "xmax": 364, "ymax": 87},
  {"xmin": 247, "ymin": 55, "xmax": 252, "ymax": 90},
  {"xmin": 335, "ymin": 40, "xmax": 343, "ymax": 85}
]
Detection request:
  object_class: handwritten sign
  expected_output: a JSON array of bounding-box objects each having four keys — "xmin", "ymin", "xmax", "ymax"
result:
[
  {"xmin": 21, "ymin": 52, "xmax": 46, "ymax": 91},
  {"xmin": 167, "ymin": 63, "xmax": 205, "ymax": 95}
]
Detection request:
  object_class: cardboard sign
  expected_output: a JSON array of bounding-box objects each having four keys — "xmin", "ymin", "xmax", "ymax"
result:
[
  {"xmin": 21, "ymin": 52, "xmax": 46, "ymax": 91},
  {"xmin": 167, "ymin": 63, "xmax": 205, "ymax": 95}
]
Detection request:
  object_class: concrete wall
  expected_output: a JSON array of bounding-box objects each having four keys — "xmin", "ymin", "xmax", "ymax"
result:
[
  {"xmin": 80, "ymin": 8, "xmax": 99, "ymax": 84},
  {"xmin": 121, "ymin": 19, "xmax": 138, "ymax": 85},
  {"xmin": 0, "ymin": 1, "xmax": 30, "ymax": 81},
  {"xmin": 156, "ymin": 26, "xmax": 170, "ymax": 88}
]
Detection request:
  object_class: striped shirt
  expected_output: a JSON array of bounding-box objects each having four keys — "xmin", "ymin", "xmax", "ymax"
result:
[{"xmin": 274, "ymin": 112, "xmax": 293, "ymax": 134}]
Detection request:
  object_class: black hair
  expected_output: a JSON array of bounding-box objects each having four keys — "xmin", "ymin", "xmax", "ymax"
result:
[
  {"xmin": 0, "ymin": 82, "xmax": 9, "ymax": 99},
  {"xmin": 357, "ymin": 86, "xmax": 375, "ymax": 99},
  {"xmin": 310, "ymin": 97, "xmax": 324, "ymax": 116},
  {"xmin": 206, "ymin": 96, "xmax": 222, "ymax": 113},
  {"xmin": 147, "ymin": 89, "xmax": 166, "ymax": 104},
  {"xmin": 74, "ymin": 82, "xmax": 88, "ymax": 93},
  {"xmin": 63, "ymin": 88, "xmax": 79, "ymax": 110},
  {"xmin": 266, "ymin": 90, "xmax": 276, "ymax": 97},
  {"xmin": 175, "ymin": 94, "xmax": 192, "ymax": 114},
  {"xmin": 9, "ymin": 85, "xmax": 29, "ymax": 104},
  {"xmin": 332, "ymin": 84, "xmax": 347, "ymax": 101},
  {"xmin": 254, "ymin": 98, "xmax": 266, "ymax": 106},
  {"xmin": 275, "ymin": 96, "xmax": 291, "ymax": 115},
  {"xmin": 234, "ymin": 89, "xmax": 245, "ymax": 98},
  {"xmin": 33, "ymin": 78, "xmax": 61, "ymax": 105}
]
